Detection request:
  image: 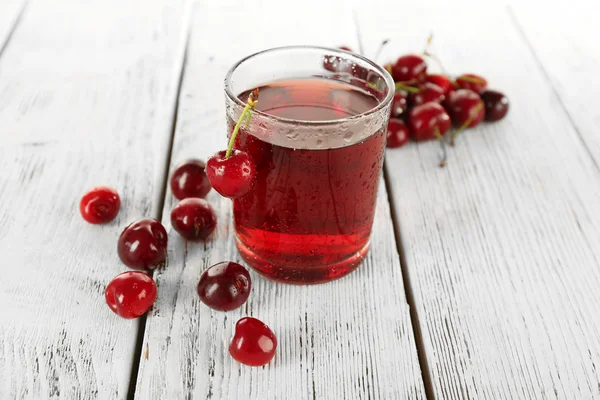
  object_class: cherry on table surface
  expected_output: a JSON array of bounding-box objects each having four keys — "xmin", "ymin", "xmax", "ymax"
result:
[
  {"xmin": 445, "ymin": 89, "xmax": 485, "ymax": 128},
  {"xmin": 80, "ymin": 186, "xmax": 120, "ymax": 224},
  {"xmin": 197, "ymin": 261, "xmax": 251, "ymax": 311},
  {"xmin": 480, "ymin": 89, "xmax": 509, "ymax": 122},
  {"xmin": 386, "ymin": 118, "xmax": 410, "ymax": 148},
  {"xmin": 407, "ymin": 102, "xmax": 451, "ymax": 141},
  {"xmin": 390, "ymin": 91, "xmax": 408, "ymax": 118},
  {"xmin": 455, "ymin": 73, "xmax": 488, "ymax": 94},
  {"xmin": 170, "ymin": 159, "xmax": 211, "ymax": 200},
  {"xmin": 391, "ymin": 54, "xmax": 427, "ymax": 84},
  {"xmin": 229, "ymin": 317, "xmax": 277, "ymax": 367},
  {"xmin": 170, "ymin": 198, "xmax": 217, "ymax": 242},
  {"xmin": 105, "ymin": 271, "xmax": 157, "ymax": 319},
  {"xmin": 425, "ymin": 74, "xmax": 453, "ymax": 96},
  {"xmin": 206, "ymin": 149, "xmax": 256, "ymax": 199},
  {"xmin": 409, "ymin": 82, "xmax": 446, "ymax": 107},
  {"xmin": 118, "ymin": 218, "xmax": 168, "ymax": 270}
]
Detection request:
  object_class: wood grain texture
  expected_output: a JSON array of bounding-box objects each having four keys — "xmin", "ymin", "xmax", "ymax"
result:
[
  {"xmin": 135, "ymin": 2, "xmax": 426, "ymax": 399},
  {"xmin": 360, "ymin": 3, "xmax": 600, "ymax": 399},
  {"xmin": 0, "ymin": 0, "xmax": 189, "ymax": 397},
  {"xmin": 0, "ymin": 0, "xmax": 26, "ymax": 55}
]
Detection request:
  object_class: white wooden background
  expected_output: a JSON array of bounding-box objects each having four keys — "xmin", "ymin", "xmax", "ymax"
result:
[{"xmin": 1, "ymin": 0, "xmax": 599, "ymax": 399}]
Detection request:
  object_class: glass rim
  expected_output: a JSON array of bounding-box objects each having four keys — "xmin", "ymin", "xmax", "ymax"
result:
[{"xmin": 224, "ymin": 45, "xmax": 395, "ymax": 126}]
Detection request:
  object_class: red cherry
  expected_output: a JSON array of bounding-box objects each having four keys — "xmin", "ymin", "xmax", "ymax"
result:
[
  {"xmin": 390, "ymin": 91, "xmax": 408, "ymax": 118},
  {"xmin": 409, "ymin": 82, "xmax": 445, "ymax": 107},
  {"xmin": 197, "ymin": 261, "xmax": 251, "ymax": 311},
  {"xmin": 425, "ymin": 74, "xmax": 453, "ymax": 96},
  {"xmin": 386, "ymin": 118, "xmax": 410, "ymax": 148},
  {"xmin": 105, "ymin": 271, "xmax": 157, "ymax": 319},
  {"xmin": 445, "ymin": 89, "xmax": 485, "ymax": 128},
  {"xmin": 480, "ymin": 90, "xmax": 509, "ymax": 122},
  {"xmin": 170, "ymin": 159, "xmax": 211, "ymax": 200},
  {"xmin": 229, "ymin": 317, "xmax": 277, "ymax": 366},
  {"xmin": 408, "ymin": 102, "xmax": 451, "ymax": 141},
  {"xmin": 455, "ymin": 74, "xmax": 488, "ymax": 94},
  {"xmin": 118, "ymin": 218, "xmax": 168, "ymax": 270},
  {"xmin": 391, "ymin": 54, "xmax": 427, "ymax": 84},
  {"xmin": 80, "ymin": 186, "xmax": 120, "ymax": 224},
  {"xmin": 206, "ymin": 149, "xmax": 256, "ymax": 199},
  {"xmin": 170, "ymin": 198, "xmax": 217, "ymax": 241}
]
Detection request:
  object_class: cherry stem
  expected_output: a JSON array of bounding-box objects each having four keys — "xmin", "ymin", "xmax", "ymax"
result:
[
  {"xmin": 458, "ymin": 75, "xmax": 485, "ymax": 84},
  {"xmin": 450, "ymin": 102, "xmax": 484, "ymax": 146},
  {"xmin": 395, "ymin": 82, "xmax": 420, "ymax": 94},
  {"xmin": 374, "ymin": 38, "xmax": 389, "ymax": 63},
  {"xmin": 434, "ymin": 126, "xmax": 447, "ymax": 168},
  {"xmin": 423, "ymin": 50, "xmax": 449, "ymax": 76},
  {"xmin": 226, "ymin": 89, "xmax": 258, "ymax": 159},
  {"xmin": 423, "ymin": 33, "xmax": 433, "ymax": 53}
]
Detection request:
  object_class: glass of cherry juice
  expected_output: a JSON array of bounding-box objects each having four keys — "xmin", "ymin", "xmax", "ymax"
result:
[{"xmin": 225, "ymin": 46, "xmax": 394, "ymax": 284}]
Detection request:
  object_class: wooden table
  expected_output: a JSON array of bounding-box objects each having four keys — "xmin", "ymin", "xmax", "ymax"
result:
[{"xmin": 1, "ymin": 0, "xmax": 599, "ymax": 398}]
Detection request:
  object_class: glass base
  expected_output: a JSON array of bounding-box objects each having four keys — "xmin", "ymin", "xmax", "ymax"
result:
[{"xmin": 235, "ymin": 237, "xmax": 370, "ymax": 285}]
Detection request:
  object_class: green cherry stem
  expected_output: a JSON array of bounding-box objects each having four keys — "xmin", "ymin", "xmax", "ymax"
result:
[
  {"xmin": 434, "ymin": 126, "xmax": 447, "ymax": 168},
  {"xmin": 423, "ymin": 50, "xmax": 449, "ymax": 76},
  {"xmin": 225, "ymin": 88, "xmax": 259, "ymax": 159},
  {"xmin": 458, "ymin": 75, "xmax": 486, "ymax": 84},
  {"xmin": 450, "ymin": 102, "xmax": 484, "ymax": 146},
  {"xmin": 395, "ymin": 82, "xmax": 420, "ymax": 93}
]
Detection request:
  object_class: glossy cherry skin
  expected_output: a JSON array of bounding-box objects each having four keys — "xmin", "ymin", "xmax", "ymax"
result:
[
  {"xmin": 105, "ymin": 271, "xmax": 157, "ymax": 319},
  {"xmin": 409, "ymin": 82, "xmax": 445, "ymax": 107},
  {"xmin": 390, "ymin": 91, "xmax": 408, "ymax": 118},
  {"xmin": 391, "ymin": 54, "xmax": 427, "ymax": 83},
  {"xmin": 480, "ymin": 90, "xmax": 509, "ymax": 122},
  {"xmin": 408, "ymin": 102, "xmax": 451, "ymax": 141},
  {"xmin": 118, "ymin": 218, "xmax": 168, "ymax": 270},
  {"xmin": 455, "ymin": 73, "xmax": 488, "ymax": 94},
  {"xmin": 229, "ymin": 317, "xmax": 277, "ymax": 366},
  {"xmin": 445, "ymin": 89, "xmax": 485, "ymax": 128},
  {"xmin": 170, "ymin": 198, "xmax": 217, "ymax": 241},
  {"xmin": 197, "ymin": 261, "xmax": 251, "ymax": 311},
  {"xmin": 425, "ymin": 74, "xmax": 453, "ymax": 95},
  {"xmin": 206, "ymin": 149, "xmax": 257, "ymax": 199},
  {"xmin": 170, "ymin": 159, "xmax": 211, "ymax": 200},
  {"xmin": 386, "ymin": 118, "xmax": 410, "ymax": 148},
  {"xmin": 80, "ymin": 186, "xmax": 120, "ymax": 224}
]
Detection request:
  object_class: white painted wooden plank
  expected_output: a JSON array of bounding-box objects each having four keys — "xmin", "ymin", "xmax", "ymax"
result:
[
  {"xmin": 136, "ymin": 2, "xmax": 426, "ymax": 399},
  {"xmin": 359, "ymin": 3, "xmax": 600, "ymax": 399},
  {"xmin": 0, "ymin": 0, "xmax": 189, "ymax": 397},
  {"xmin": 0, "ymin": 0, "xmax": 25, "ymax": 54}
]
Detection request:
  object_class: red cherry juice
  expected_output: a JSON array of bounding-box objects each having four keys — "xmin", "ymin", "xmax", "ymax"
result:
[{"xmin": 231, "ymin": 78, "xmax": 386, "ymax": 284}]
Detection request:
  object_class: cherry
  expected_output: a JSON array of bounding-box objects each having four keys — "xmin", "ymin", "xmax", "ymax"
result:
[
  {"xmin": 391, "ymin": 54, "xmax": 427, "ymax": 84},
  {"xmin": 386, "ymin": 118, "xmax": 410, "ymax": 148},
  {"xmin": 105, "ymin": 271, "xmax": 157, "ymax": 319},
  {"xmin": 170, "ymin": 159, "xmax": 211, "ymax": 200},
  {"xmin": 197, "ymin": 261, "xmax": 251, "ymax": 311},
  {"xmin": 455, "ymin": 74, "xmax": 488, "ymax": 94},
  {"xmin": 118, "ymin": 218, "xmax": 168, "ymax": 270},
  {"xmin": 229, "ymin": 317, "xmax": 277, "ymax": 366},
  {"xmin": 80, "ymin": 186, "xmax": 120, "ymax": 224},
  {"xmin": 407, "ymin": 102, "xmax": 451, "ymax": 141},
  {"xmin": 480, "ymin": 90, "xmax": 509, "ymax": 122},
  {"xmin": 409, "ymin": 82, "xmax": 445, "ymax": 107},
  {"xmin": 170, "ymin": 198, "xmax": 217, "ymax": 241},
  {"xmin": 445, "ymin": 89, "xmax": 485, "ymax": 128},
  {"xmin": 425, "ymin": 74, "xmax": 453, "ymax": 96},
  {"xmin": 206, "ymin": 150, "xmax": 256, "ymax": 199},
  {"xmin": 390, "ymin": 91, "xmax": 408, "ymax": 118}
]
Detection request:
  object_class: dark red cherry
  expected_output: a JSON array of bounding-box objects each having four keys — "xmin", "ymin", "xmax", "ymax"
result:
[
  {"xmin": 105, "ymin": 271, "xmax": 157, "ymax": 319},
  {"xmin": 390, "ymin": 91, "xmax": 408, "ymax": 118},
  {"xmin": 170, "ymin": 159, "xmax": 211, "ymax": 200},
  {"xmin": 118, "ymin": 218, "xmax": 168, "ymax": 270},
  {"xmin": 446, "ymin": 89, "xmax": 485, "ymax": 128},
  {"xmin": 170, "ymin": 198, "xmax": 217, "ymax": 241},
  {"xmin": 455, "ymin": 74, "xmax": 488, "ymax": 94},
  {"xmin": 386, "ymin": 118, "xmax": 410, "ymax": 148},
  {"xmin": 80, "ymin": 186, "xmax": 120, "ymax": 224},
  {"xmin": 229, "ymin": 317, "xmax": 277, "ymax": 366},
  {"xmin": 206, "ymin": 149, "xmax": 256, "ymax": 199},
  {"xmin": 409, "ymin": 82, "xmax": 445, "ymax": 106},
  {"xmin": 425, "ymin": 74, "xmax": 453, "ymax": 96},
  {"xmin": 197, "ymin": 261, "xmax": 251, "ymax": 311},
  {"xmin": 408, "ymin": 102, "xmax": 451, "ymax": 141},
  {"xmin": 480, "ymin": 90, "xmax": 509, "ymax": 122},
  {"xmin": 391, "ymin": 54, "xmax": 427, "ymax": 84}
]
